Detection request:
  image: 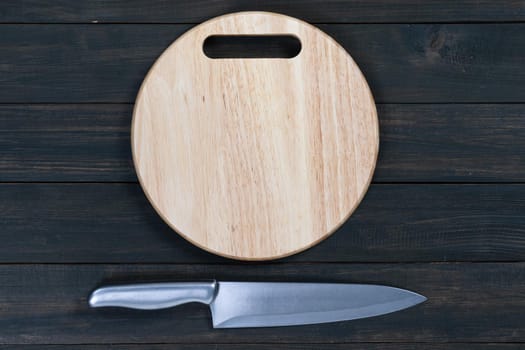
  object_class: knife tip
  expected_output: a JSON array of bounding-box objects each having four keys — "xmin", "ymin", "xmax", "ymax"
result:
[{"xmin": 414, "ymin": 292, "xmax": 427, "ymax": 305}]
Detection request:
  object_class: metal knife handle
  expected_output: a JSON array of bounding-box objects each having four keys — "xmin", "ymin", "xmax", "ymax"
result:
[{"xmin": 89, "ymin": 281, "xmax": 217, "ymax": 310}]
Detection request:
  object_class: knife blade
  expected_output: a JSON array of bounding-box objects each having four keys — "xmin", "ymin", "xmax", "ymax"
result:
[{"xmin": 89, "ymin": 281, "xmax": 426, "ymax": 328}]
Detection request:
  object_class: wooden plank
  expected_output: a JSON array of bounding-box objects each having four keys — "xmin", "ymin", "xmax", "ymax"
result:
[
  {"xmin": 0, "ymin": 105, "xmax": 133, "ymax": 182},
  {"xmin": 0, "ymin": 345, "xmax": 522, "ymax": 349},
  {"xmin": 1, "ymin": 0, "xmax": 524, "ymax": 23},
  {"xmin": 376, "ymin": 104, "xmax": 525, "ymax": 182},
  {"xmin": 2, "ymin": 104, "xmax": 524, "ymax": 182},
  {"xmin": 1, "ymin": 24, "xmax": 525, "ymax": 103},
  {"xmin": 0, "ymin": 263, "xmax": 523, "ymax": 343},
  {"xmin": 1, "ymin": 183, "xmax": 525, "ymax": 263}
]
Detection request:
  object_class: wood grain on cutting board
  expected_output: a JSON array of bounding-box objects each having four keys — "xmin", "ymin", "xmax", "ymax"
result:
[{"xmin": 132, "ymin": 12, "xmax": 379, "ymax": 260}]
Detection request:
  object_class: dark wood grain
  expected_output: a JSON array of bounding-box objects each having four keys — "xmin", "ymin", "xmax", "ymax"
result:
[
  {"xmin": 0, "ymin": 345, "xmax": 522, "ymax": 350},
  {"xmin": 1, "ymin": 183, "xmax": 524, "ymax": 263},
  {"xmin": 1, "ymin": 2, "xmax": 524, "ymax": 348},
  {"xmin": 0, "ymin": 263, "xmax": 523, "ymax": 344},
  {"xmin": 2, "ymin": 104, "xmax": 524, "ymax": 182},
  {"xmin": 0, "ymin": 105, "xmax": 132, "ymax": 181},
  {"xmin": 1, "ymin": 0, "xmax": 524, "ymax": 23},
  {"xmin": 377, "ymin": 104, "xmax": 525, "ymax": 182},
  {"xmin": 1, "ymin": 24, "xmax": 525, "ymax": 103}
]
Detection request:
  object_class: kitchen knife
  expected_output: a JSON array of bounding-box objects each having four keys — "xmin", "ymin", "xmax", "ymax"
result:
[{"xmin": 89, "ymin": 281, "xmax": 426, "ymax": 328}]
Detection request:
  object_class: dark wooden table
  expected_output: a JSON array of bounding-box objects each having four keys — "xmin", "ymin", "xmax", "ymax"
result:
[{"xmin": 1, "ymin": 1, "xmax": 524, "ymax": 349}]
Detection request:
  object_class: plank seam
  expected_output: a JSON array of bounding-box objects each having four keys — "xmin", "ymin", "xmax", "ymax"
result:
[{"xmin": 1, "ymin": 21, "xmax": 525, "ymax": 24}]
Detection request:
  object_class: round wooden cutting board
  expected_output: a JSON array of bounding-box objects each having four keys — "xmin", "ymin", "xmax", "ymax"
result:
[{"xmin": 132, "ymin": 12, "xmax": 379, "ymax": 260}]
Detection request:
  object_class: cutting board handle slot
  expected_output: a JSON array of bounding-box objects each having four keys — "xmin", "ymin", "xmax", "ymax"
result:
[{"xmin": 202, "ymin": 35, "xmax": 302, "ymax": 59}]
